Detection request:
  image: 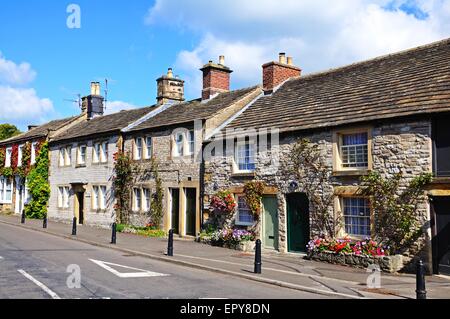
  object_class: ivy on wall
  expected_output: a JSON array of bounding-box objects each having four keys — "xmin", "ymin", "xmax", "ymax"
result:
[
  {"xmin": 149, "ymin": 157, "xmax": 164, "ymax": 229},
  {"xmin": 113, "ymin": 151, "xmax": 134, "ymax": 224},
  {"xmin": 243, "ymin": 181, "xmax": 265, "ymax": 219},
  {"xmin": 25, "ymin": 141, "xmax": 50, "ymax": 219}
]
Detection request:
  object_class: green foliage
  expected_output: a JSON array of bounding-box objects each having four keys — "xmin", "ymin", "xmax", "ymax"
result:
[
  {"xmin": 113, "ymin": 151, "xmax": 134, "ymax": 224},
  {"xmin": 360, "ymin": 171, "xmax": 432, "ymax": 254},
  {"xmin": 25, "ymin": 141, "xmax": 50, "ymax": 219},
  {"xmin": 149, "ymin": 157, "xmax": 164, "ymax": 229},
  {"xmin": 116, "ymin": 223, "xmax": 166, "ymax": 238},
  {"xmin": 287, "ymin": 138, "xmax": 336, "ymax": 236},
  {"xmin": 243, "ymin": 181, "xmax": 265, "ymax": 218},
  {"xmin": 0, "ymin": 124, "xmax": 21, "ymax": 141}
]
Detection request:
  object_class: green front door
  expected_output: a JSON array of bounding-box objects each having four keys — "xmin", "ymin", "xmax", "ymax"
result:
[
  {"xmin": 286, "ymin": 193, "xmax": 310, "ymax": 253},
  {"xmin": 185, "ymin": 188, "xmax": 197, "ymax": 236},
  {"xmin": 262, "ymin": 195, "xmax": 278, "ymax": 250}
]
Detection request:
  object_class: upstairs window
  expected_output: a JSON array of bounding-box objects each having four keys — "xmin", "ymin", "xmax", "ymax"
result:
[
  {"xmin": 77, "ymin": 145, "xmax": 87, "ymax": 166},
  {"xmin": 187, "ymin": 130, "xmax": 195, "ymax": 155},
  {"xmin": 235, "ymin": 141, "xmax": 256, "ymax": 172},
  {"xmin": 145, "ymin": 137, "xmax": 153, "ymax": 159},
  {"xmin": 17, "ymin": 145, "xmax": 24, "ymax": 167},
  {"xmin": 59, "ymin": 146, "xmax": 71, "ymax": 167},
  {"xmin": 341, "ymin": 133, "xmax": 368, "ymax": 168},
  {"xmin": 5, "ymin": 148, "xmax": 12, "ymax": 167},
  {"xmin": 434, "ymin": 115, "xmax": 450, "ymax": 176},
  {"xmin": 31, "ymin": 142, "xmax": 37, "ymax": 165},
  {"xmin": 134, "ymin": 138, "xmax": 143, "ymax": 160},
  {"xmin": 93, "ymin": 142, "xmax": 108, "ymax": 163},
  {"xmin": 174, "ymin": 132, "xmax": 184, "ymax": 157}
]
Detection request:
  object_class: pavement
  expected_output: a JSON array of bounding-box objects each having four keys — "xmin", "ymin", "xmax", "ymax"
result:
[{"xmin": 1, "ymin": 214, "xmax": 449, "ymax": 299}]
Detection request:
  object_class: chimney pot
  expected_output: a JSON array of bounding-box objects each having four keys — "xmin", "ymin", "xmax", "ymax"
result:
[
  {"xmin": 219, "ymin": 55, "xmax": 225, "ymax": 65},
  {"xmin": 90, "ymin": 82, "xmax": 101, "ymax": 96},
  {"xmin": 287, "ymin": 57, "xmax": 293, "ymax": 65},
  {"xmin": 167, "ymin": 68, "xmax": 173, "ymax": 78},
  {"xmin": 279, "ymin": 52, "xmax": 286, "ymax": 64}
]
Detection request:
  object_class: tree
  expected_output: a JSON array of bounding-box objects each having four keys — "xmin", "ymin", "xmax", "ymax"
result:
[{"xmin": 0, "ymin": 124, "xmax": 21, "ymax": 141}]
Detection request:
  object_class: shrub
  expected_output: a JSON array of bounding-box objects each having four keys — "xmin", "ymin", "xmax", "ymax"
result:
[{"xmin": 307, "ymin": 236, "xmax": 388, "ymax": 257}]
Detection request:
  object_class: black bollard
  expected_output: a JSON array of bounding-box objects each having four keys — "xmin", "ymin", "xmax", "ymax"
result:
[
  {"xmin": 111, "ymin": 223, "xmax": 117, "ymax": 244},
  {"xmin": 43, "ymin": 217, "xmax": 47, "ymax": 229},
  {"xmin": 72, "ymin": 217, "xmax": 77, "ymax": 236},
  {"xmin": 21, "ymin": 210, "xmax": 26, "ymax": 224},
  {"xmin": 254, "ymin": 239, "xmax": 262, "ymax": 274},
  {"xmin": 167, "ymin": 229, "xmax": 174, "ymax": 256},
  {"xmin": 416, "ymin": 259, "xmax": 427, "ymax": 299}
]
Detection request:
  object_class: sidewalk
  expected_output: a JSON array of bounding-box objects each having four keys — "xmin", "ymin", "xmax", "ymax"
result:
[{"xmin": 1, "ymin": 214, "xmax": 449, "ymax": 299}]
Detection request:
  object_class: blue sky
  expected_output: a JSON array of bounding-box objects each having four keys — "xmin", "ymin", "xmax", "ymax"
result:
[{"xmin": 0, "ymin": 0, "xmax": 449, "ymax": 130}]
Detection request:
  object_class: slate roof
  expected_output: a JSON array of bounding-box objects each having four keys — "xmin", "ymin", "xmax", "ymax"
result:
[
  {"xmin": 51, "ymin": 106, "xmax": 156, "ymax": 143},
  {"xmin": 0, "ymin": 116, "xmax": 80, "ymax": 146},
  {"xmin": 226, "ymin": 38, "xmax": 450, "ymax": 134},
  {"xmin": 128, "ymin": 86, "xmax": 259, "ymax": 132}
]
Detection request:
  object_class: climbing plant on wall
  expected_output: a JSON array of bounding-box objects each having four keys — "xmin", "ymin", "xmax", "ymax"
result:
[
  {"xmin": 149, "ymin": 157, "xmax": 164, "ymax": 229},
  {"xmin": 243, "ymin": 181, "xmax": 266, "ymax": 219},
  {"xmin": 25, "ymin": 141, "xmax": 50, "ymax": 219},
  {"xmin": 17, "ymin": 142, "xmax": 32, "ymax": 178},
  {"xmin": 113, "ymin": 151, "xmax": 134, "ymax": 224}
]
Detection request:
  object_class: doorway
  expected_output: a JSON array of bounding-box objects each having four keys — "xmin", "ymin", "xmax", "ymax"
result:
[
  {"xmin": 262, "ymin": 195, "xmax": 278, "ymax": 250},
  {"xmin": 14, "ymin": 177, "xmax": 25, "ymax": 215},
  {"xmin": 75, "ymin": 192, "xmax": 84, "ymax": 224},
  {"xmin": 185, "ymin": 188, "xmax": 197, "ymax": 236},
  {"xmin": 170, "ymin": 188, "xmax": 180, "ymax": 234},
  {"xmin": 431, "ymin": 197, "xmax": 450, "ymax": 275},
  {"xmin": 286, "ymin": 193, "xmax": 310, "ymax": 253}
]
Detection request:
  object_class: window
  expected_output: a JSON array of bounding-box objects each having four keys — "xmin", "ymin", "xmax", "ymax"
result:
[
  {"xmin": 93, "ymin": 143, "xmax": 100, "ymax": 163},
  {"xmin": 18, "ymin": 145, "xmax": 24, "ymax": 167},
  {"xmin": 340, "ymin": 132, "xmax": 368, "ymax": 168},
  {"xmin": 31, "ymin": 142, "xmax": 37, "ymax": 165},
  {"xmin": 236, "ymin": 196, "xmax": 254, "ymax": 225},
  {"xmin": 235, "ymin": 141, "xmax": 256, "ymax": 172},
  {"xmin": 59, "ymin": 146, "xmax": 71, "ymax": 166},
  {"xmin": 77, "ymin": 145, "xmax": 87, "ymax": 165},
  {"xmin": 143, "ymin": 188, "xmax": 151, "ymax": 211},
  {"xmin": 134, "ymin": 138, "xmax": 143, "ymax": 160},
  {"xmin": 174, "ymin": 133, "xmax": 184, "ymax": 157},
  {"xmin": 187, "ymin": 130, "xmax": 195, "ymax": 155},
  {"xmin": 133, "ymin": 188, "xmax": 142, "ymax": 212},
  {"xmin": 434, "ymin": 115, "xmax": 450, "ymax": 176},
  {"xmin": 58, "ymin": 186, "xmax": 70, "ymax": 208},
  {"xmin": 93, "ymin": 142, "xmax": 108, "ymax": 163},
  {"xmin": 0, "ymin": 178, "xmax": 12, "ymax": 203},
  {"xmin": 342, "ymin": 197, "xmax": 371, "ymax": 237},
  {"xmin": 145, "ymin": 137, "xmax": 153, "ymax": 159},
  {"xmin": 5, "ymin": 147, "xmax": 12, "ymax": 167},
  {"xmin": 92, "ymin": 185, "xmax": 106, "ymax": 210}
]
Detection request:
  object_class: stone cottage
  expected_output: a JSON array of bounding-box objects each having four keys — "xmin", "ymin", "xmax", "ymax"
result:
[
  {"xmin": 122, "ymin": 57, "xmax": 262, "ymax": 237},
  {"xmin": 0, "ymin": 116, "xmax": 83, "ymax": 216},
  {"xmin": 202, "ymin": 39, "xmax": 450, "ymax": 275},
  {"xmin": 47, "ymin": 83, "xmax": 159, "ymax": 227}
]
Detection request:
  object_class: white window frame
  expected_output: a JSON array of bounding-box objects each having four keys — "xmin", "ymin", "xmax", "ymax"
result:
[
  {"xmin": 92, "ymin": 186, "xmax": 99, "ymax": 210},
  {"xmin": 234, "ymin": 140, "xmax": 256, "ymax": 173},
  {"xmin": 31, "ymin": 142, "xmax": 37, "ymax": 165},
  {"xmin": 133, "ymin": 188, "xmax": 142, "ymax": 212},
  {"xmin": 99, "ymin": 186, "xmax": 106, "ymax": 210},
  {"xmin": 173, "ymin": 132, "xmax": 184, "ymax": 157},
  {"xmin": 77, "ymin": 144, "xmax": 87, "ymax": 166},
  {"xmin": 187, "ymin": 130, "xmax": 195, "ymax": 156},
  {"xmin": 93, "ymin": 143, "xmax": 100, "ymax": 163},
  {"xmin": 57, "ymin": 186, "xmax": 70, "ymax": 209},
  {"xmin": 17, "ymin": 145, "xmax": 24, "ymax": 167},
  {"xmin": 144, "ymin": 137, "xmax": 153, "ymax": 159},
  {"xmin": 5, "ymin": 147, "xmax": 12, "ymax": 168},
  {"xmin": 65, "ymin": 146, "xmax": 72, "ymax": 166},
  {"xmin": 0, "ymin": 177, "xmax": 12, "ymax": 204},
  {"xmin": 235, "ymin": 195, "xmax": 254, "ymax": 226},
  {"xmin": 134, "ymin": 138, "xmax": 143, "ymax": 160},
  {"xmin": 100, "ymin": 142, "xmax": 108, "ymax": 163},
  {"xmin": 143, "ymin": 188, "xmax": 151, "ymax": 212}
]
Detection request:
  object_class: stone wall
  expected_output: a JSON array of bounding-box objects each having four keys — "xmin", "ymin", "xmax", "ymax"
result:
[{"xmin": 203, "ymin": 119, "xmax": 433, "ymax": 268}]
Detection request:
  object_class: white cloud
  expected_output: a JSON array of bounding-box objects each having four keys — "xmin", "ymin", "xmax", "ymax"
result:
[
  {"xmin": 104, "ymin": 100, "xmax": 140, "ymax": 114},
  {"xmin": 0, "ymin": 53, "xmax": 53, "ymax": 128},
  {"xmin": 0, "ymin": 53, "xmax": 36, "ymax": 86},
  {"xmin": 0, "ymin": 86, "xmax": 53, "ymax": 124},
  {"xmin": 146, "ymin": 0, "xmax": 450, "ymax": 97}
]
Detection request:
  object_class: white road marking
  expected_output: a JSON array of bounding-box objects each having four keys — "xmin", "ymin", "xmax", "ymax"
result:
[
  {"xmin": 17, "ymin": 269, "xmax": 61, "ymax": 299},
  {"xmin": 89, "ymin": 259, "xmax": 169, "ymax": 278}
]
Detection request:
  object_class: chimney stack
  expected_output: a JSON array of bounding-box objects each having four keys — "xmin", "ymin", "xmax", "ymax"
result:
[
  {"xmin": 200, "ymin": 55, "xmax": 233, "ymax": 100},
  {"xmin": 82, "ymin": 82, "xmax": 105, "ymax": 119},
  {"xmin": 156, "ymin": 68, "xmax": 185, "ymax": 105},
  {"xmin": 262, "ymin": 52, "xmax": 301, "ymax": 94}
]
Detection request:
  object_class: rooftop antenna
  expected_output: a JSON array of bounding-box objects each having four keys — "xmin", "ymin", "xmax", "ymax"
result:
[
  {"xmin": 104, "ymin": 78, "xmax": 108, "ymax": 112},
  {"xmin": 64, "ymin": 94, "xmax": 81, "ymax": 110}
]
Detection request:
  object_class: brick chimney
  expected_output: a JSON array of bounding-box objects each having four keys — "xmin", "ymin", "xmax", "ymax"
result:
[
  {"xmin": 81, "ymin": 82, "xmax": 104, "ymax": 119},
  {"xmin": 200, "ymin": 55, "xmax": 233, "ymax": 100},
  {"xmin": 156, "ymin": 68, "xmax": 185, "ymax": 105},
  {"xmin": 262, "ymin": 53, "xmax": 301, "ymax": 94}
]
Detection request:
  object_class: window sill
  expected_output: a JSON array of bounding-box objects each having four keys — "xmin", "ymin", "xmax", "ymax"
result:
[
  {"xmin": 235, "ymin": 222, "xmax": 254, "ymax": 227},
  {"xmin": 332, "ymin": 169, "xmax": 370, "ymax": 177},
  {"xmin": 75, "ymin": 164, "xmax": 86, "ymax": 168},
  {"xmin": 231, "ymin": 171, "xmax": 256, "ymax": 178}
]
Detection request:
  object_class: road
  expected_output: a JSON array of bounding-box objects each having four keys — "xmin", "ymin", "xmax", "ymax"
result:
[{"xmin": 0, "ymin": 222, "xmax": 327, "ymax": 299}]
